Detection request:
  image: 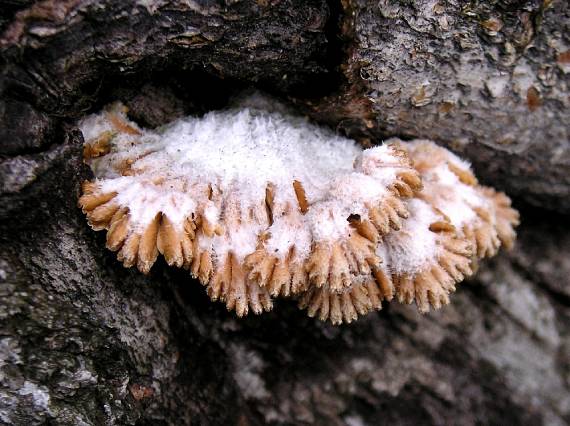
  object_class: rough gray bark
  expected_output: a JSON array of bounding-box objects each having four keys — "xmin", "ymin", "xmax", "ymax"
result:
[
  {"xmin": 1, "ymin": 1, "xmax": 569, "ymax": 425},
  {"xmin": 308, "ymin": 0, "xmax": 570, "ymax": 212}
]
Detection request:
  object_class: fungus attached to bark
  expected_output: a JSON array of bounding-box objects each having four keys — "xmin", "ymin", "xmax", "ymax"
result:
[
  {"xmin": 79, "ymin": 95, "xmax": 420, "ymax": 317},
  {"xmin": 78, "ymin": 94, "xmax": 518, "ymax": 323}
]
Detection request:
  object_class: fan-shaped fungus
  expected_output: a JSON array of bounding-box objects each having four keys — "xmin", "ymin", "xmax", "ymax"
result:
[{"xmin": 79, "ymin": 94, "xmax": 518, "ymax": 323}]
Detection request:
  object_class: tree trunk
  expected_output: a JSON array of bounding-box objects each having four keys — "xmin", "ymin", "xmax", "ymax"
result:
[{"xmin": 1, "ymin": 1, "xmax": 569, "ymax": 425}]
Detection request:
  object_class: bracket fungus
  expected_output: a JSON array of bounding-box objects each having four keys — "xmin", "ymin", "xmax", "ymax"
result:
[{"xmin": 78, "ymin": 94, "xmax": 519, "ymax": 324}]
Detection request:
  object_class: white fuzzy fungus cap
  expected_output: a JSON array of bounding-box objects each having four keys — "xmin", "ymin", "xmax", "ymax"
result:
[
  {"xmin": 78, "ymin": 94, "xmax": 518, "ymax": 323},
  {"xmin": 78, "ymin": 94, "xmax": 421, "ymax": 317}
]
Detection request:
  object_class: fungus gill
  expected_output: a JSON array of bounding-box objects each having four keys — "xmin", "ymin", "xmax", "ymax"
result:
[{"xmin": 79, "ymin": 94, "xmax": 518, "ymax": 324}]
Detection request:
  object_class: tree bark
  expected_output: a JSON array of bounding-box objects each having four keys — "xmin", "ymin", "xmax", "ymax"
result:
[
  {"xmin": 1, "ymin": 1, "xmax": 569, "ymax": 425},
  {"xmin": 307, "ymin": 0, "xmax": 570, "ymax": 213}
]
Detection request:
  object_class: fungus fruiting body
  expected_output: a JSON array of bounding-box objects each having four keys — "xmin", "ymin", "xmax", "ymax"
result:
[{"xmin": 79, "ymin": 94, "xmax": 519, "ymax": 324}]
